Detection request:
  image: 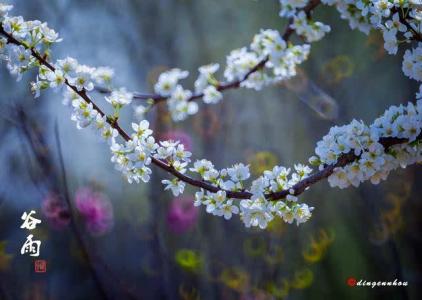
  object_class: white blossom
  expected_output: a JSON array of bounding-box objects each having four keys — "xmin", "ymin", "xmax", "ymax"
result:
[
  {"xmin": 93, "ymin": 66, "xmax": 114, "ymax": 86},
  {"xmin": 105, "ymin": 88, "xmax": 133, "ymax": 108},
  {"xmin": 154, "ymin": 68, "xmax": 189, "ymax": 96},
  {"xmin": 68, "ymin": 65, "xmax": 94, "ymax": 91},
  {"xmin": 203, "ymin": 85, "xmax": 223, "ymax": 104},
  {"xmin": 194, "ymin": 63, "xmax": 219, "ymax": 93},
  {"xmin": 162, "ymin": 178, "xmax": 185, "ymax": 196}
]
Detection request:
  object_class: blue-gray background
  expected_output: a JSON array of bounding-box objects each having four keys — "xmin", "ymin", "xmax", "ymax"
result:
[{"xmin": 0, "ymin": 0, "xmax": 421, "ymax": 299}]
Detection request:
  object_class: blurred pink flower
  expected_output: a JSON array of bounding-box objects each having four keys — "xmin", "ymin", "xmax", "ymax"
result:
[
  {"xmin": 160, "ymin": 130, "xmax": 193, "ymax": 151},
  {"xmin": 75, "ymin": 187, "xmax": 114, "ymax": 236},
  {"xmin": 41, "ymin": 193, "xmax": 71, "ymax": 230},
  {"xmin": 167, "ymin": 196, "xmax": 199, "ymax": 234}
]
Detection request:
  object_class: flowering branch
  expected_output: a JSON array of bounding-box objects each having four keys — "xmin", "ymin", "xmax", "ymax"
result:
[
  {"xmin": 0, "ymin": 26, "xmax": 130, "ymax": 139},
  {"xmin": 99, "ymin": 0, "xmax": 422, "ymax": 122},
  {"xmin": 0, "ymin": 26, "xmax": 224, "ymax": 191},
  {"xmin": 269, "ymin": 134, "xmax": 421, "ymax": 200},
  {"xmin": 1, "ymin": 1, "xmax": 421, "ymax": 229},
  {"xmin": 96, "ymin": 58, "xmax": 270, "ymax": 103},
  {"xmin": 0, "ymin": 0, "xmax": 323, "ymax": 203},
  {"xmin": 4, "ymin": 23, "xmax": 417, "ymax": 201},
  {"xmin": 96, "ymin": 0, "xmax": 322, "ymax": 105}
]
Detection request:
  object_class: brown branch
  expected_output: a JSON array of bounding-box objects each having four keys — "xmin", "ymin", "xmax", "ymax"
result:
[
  {"xmin": 1, "ymin": 0, "xmax": 420, "ymax": 203},
  {"xmin": 268, "ymin": 134, "xmax": 422, "ymax": 200},
  {"xmin": 0, "ymin": 25, "xmax": 237, "ymax": 197},
  {"xmin": 393, "ymin": 6, "xmax": 422, "ymax": 42}
]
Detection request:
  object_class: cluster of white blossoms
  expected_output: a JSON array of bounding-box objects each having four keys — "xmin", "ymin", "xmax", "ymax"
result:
[
  {"xmin": 105, "ymin": 88, "xmax": 133, "ymax": 109},
  {"xmin": 312, "ymin": 100, "xmax": 422, "ymax": 189},
  {"xmin": 194, "ymin": 190, "xmax": 240, "ymax": 222},
  {"xmin": 110, "ymin": 120, "xmax": 156, "ymax": 184},
  {"xmin": 153, "ymin": 68, "xmax": 197, "ymax": 121},
  {"xmin": 243, "ymin": 163, "xmax": 315, "ymax": 228},
  {"xmin": 133, "ymin": 0, "xmax": 334, "ymax": 122},
  {"xmin": 290, "ymin": 11, "xmax": 331, "ymax": 42},
  {"xmin": 157, "ymin": 139, "xmax": 192, "ymax": 195},
  {"xmin": 403, "ymin": 43, "xmax": 422, "ymax": 82},
  {"xmin": 191, "ymin": 161, "xmax": 249, "ymax": 221},
  {"xmin": 138, "ymin": 0, "xmax": 422, "ymax": 122},
  {"xmin": 119, "ymin": 0, "xmax": 422, "ymax": 123},
  {"xmin": 191, "ymin": 161, "xmax": 314, "ymax": 228},
  {"xmin": 321, "ymin": 1, "xmax": 422, "ymax": 83},
  {"xmin": 280, "ymin": 1, "xmax": 331, "ymax": 42},
  {"xmin": 148, "ymin": 27, "xmax": 313, "ymax": 121},
  {"xmin": 1, "ymin": 2, "xmax": 422, "ymax": 230}
]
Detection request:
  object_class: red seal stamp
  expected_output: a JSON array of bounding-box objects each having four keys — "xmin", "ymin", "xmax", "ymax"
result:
[{"xmin": 34, "ymin": 259, "xmax": 47, "ymax": 273}]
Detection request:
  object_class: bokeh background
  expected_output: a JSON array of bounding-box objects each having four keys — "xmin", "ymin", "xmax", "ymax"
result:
[{"xmin": 0, "ymin": 0, "xmax": 421, "ymax": 299}]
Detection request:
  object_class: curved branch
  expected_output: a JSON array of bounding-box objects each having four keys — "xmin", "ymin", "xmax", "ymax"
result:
[{"xmin": 1, "ymin": 0, "xmax": 420, "ymax": 203}]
